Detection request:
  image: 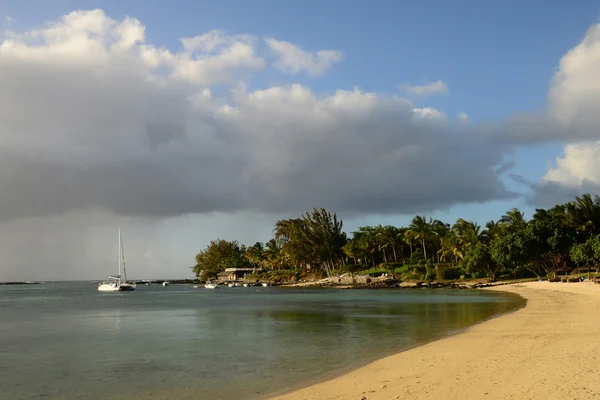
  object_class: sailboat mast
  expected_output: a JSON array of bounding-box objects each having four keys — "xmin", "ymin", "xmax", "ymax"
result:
[
  {"xmin": 118, "ymin": 229, "xmax": 122, "ymax": 284},
  {"xmin": 120, "ymin": 230, "xmax": 127, "ymax": 282}
]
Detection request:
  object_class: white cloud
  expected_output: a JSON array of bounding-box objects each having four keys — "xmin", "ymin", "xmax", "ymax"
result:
[
  {"xmin": 181, "ymin": 29, "xmax": 229, "ymax": 52},
  {"xmin": 5, "ymin": 9, "xmax": 600, "ymax": 279},
  {"xmin": 543, "ymin": 142, "xmax": 600, "ymax": 186},
  {"xmin": 5, "ymin": 16, "xmax": 16, "ymax": 24},
  {"xmin": 181, "ymin": 29, "xmax": 254, "ymax": 53},
  {"xmin": 0, "ymin": 9, "xmax": 264, "ymax": 86},
  {"xmin": 399, "ymin": 80, "xmax": 449, "ymax": 96},
  {"xmin": 265, "ymin": 37, "xmax": 342, "ymax": 76},
  {"xmin": 548, "ymin": 24, "xmax": 600, "ymax": 130},
  {"xmin": 531, "ymin": 24, "xmax": 600, "ymax": 203}
]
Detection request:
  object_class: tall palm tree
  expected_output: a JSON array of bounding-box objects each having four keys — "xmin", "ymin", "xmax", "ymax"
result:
[
  {"xmin": 453, "ymin": 218, "xmax": 481, "ymax": 255},
  {"xmin": 567, "ymin": 193, "xmax": 600, "ymax": 237},
  {"xmin": 407, "ymin": 216, "xmax": 432, "ymax": 260},
  {"xmin": 273, "ymin": 218, "xmax": 311, "ymax": 268},
  {"xmin": 481, "ymin": 220, "xmax": 503, "ymax": 243},
  {"xmin": 375, "ymin": 225, "xmax": 401, "ymax": 262},
  {"xmin": 264, "ymin": 239, "xmax": 284, "ymax": 270},
  {"xmin": 245, "ymin": 242, "xmax": 266, "ymax": 268},
  {"xmin": 301, "ymin": 208, "xmax": 346, "ymax": 276},
  {"xmin": 431, "ymin": 219, "xmax": 450, "ymax": 262},
  {"xmin": 437, "ymin": 230, "xmax": 462, "ymax": 262},
  {"xmin": 403, "ymin": 230, "xmax": 418, "ymax": 257},
  {"xmin": 342, "ymin": 240, "xmax": 361, "ymax": 265},
  {"xmin": 499, "ymin": 208, "xmax": 527, "ymax": 231}
]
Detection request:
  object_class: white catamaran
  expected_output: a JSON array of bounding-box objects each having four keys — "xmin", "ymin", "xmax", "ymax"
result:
[{"xmin": 98, "ymin": 229, "xmax": 136, "ymax": 292}]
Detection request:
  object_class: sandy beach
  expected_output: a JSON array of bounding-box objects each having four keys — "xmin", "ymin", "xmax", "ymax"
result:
[{"xmin": 271, "ymin": 281, "xmax": 600, "ymax": 400}]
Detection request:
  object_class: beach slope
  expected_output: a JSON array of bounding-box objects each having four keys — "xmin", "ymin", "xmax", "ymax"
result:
[{"xmin": 271, "ymin": 281, "xmax": 600, "ymax": 400}]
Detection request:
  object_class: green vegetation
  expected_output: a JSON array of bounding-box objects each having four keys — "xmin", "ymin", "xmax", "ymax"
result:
[{"xmin": 193, "ymin": 194, "xmax": 600, "ymax": 283}]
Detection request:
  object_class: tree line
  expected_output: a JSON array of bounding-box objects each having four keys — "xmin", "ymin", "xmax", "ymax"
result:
[{"xmin": 193, "ymin": 194, "xmax": 600, "ymax": 282}]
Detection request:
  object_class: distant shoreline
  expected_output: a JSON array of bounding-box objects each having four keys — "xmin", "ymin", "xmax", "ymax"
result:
[{"xmin": 270, "ymin": 281, "xmax": 600, "ymax": 400}]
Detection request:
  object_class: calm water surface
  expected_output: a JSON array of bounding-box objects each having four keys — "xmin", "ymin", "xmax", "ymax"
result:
[{"xmin": 0, "ymin": 282, "xmax": 524, "ymax": 400}]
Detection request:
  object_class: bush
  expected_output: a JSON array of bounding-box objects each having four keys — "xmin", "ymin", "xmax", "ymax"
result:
[
  {"xmin": 341, "ymin": 264, "xmax": 361, "ymax": 275},
  {"xmin": 513, "ymin": 266, "xmax": 537, "ymax": 279},
  {"xmin": 423, "ymin": 261, "xmax": 434, "ymax": 281},
  {"xmin": 435, "ymin": 265, "xmax": 446, "ymax": 280},
  {"xmin": 425, "ymin": 269, "xmax": 436, "ymax": 281},
  {"xmin": 412, "ymin": 265, "xmax": 426, "ymax": 276},
  {"xmin": 358, "ymin": 267, "xmax": 388, "ymax": 276},
  {"xmin": 252, "ymin": 269, "xmax": 304, "ymax": 283},
  {"xmin": 436, "ymin": 266, "xmax": 462, "ymax": 280},
  {"xmin": 409, "ymin": 251, "xmax": 425, "ymax": 265},
  {"xmin": 378, "ymin": 263, "xmax": 409, "ymax": 276}
]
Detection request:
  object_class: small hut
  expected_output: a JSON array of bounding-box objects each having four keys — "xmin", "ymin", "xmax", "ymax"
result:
[
  {"xmin": 570, "ymin": 264, "xmax": 599, "ymax": 276},
  {"xmin": 218, "ymin": 267, "xmax": 259, "ymax": 281},
  {"xmin": 554, "ymin": 265, "xmax": 571, "ymax": 277}
]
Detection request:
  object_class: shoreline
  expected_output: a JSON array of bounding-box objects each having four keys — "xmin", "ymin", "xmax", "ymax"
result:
[
  {"xmin": 269, "ymin": 281, "xmax": 600, "ymax": 400},
  {"xmin": 260, "ymin": 289, "xmax": 524, "ymax": 400},
  {"xmin": 278, "ymin": 276, "xmax": 539, "ymax": 290}
]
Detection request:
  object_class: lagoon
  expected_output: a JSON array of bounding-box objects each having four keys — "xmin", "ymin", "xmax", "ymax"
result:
[{"xmin": 0, "ymin": 282, "xmax": 523, "ymax": 400}]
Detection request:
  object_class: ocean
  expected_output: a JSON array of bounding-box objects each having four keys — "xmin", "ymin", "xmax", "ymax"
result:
[{"xmin": 0, "ymin": 282, "xmax": 524, "ymax": 399}]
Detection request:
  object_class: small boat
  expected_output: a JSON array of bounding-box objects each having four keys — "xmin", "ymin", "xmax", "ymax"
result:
[
  {"xmin": 162, "ymin": 282, "xmax": 169, "ymax": 287},
  {"xmin": 228, "ymin": 283, "xmax": 233, "ymax": 287},
  {"xmin": 205, "ymin": 282, "xmax": 219, "ymax": 289},
  {"xmin": 261, "ymin": 282, "xmax": 269, "ymax": 287},
  {"xmin": 98, "ymin": 229, "xmax": 136, "ymax": 292}
]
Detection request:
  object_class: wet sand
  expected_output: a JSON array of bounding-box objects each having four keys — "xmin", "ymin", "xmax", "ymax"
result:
[{"xmin": 271, "ymin": 281, "xmax": 600, "ymax": 400}]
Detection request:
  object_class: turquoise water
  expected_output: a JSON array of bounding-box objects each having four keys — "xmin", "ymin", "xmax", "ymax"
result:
[{"xmin": 0, "ymin": 283, "xmax": 524, "ymax": 400}]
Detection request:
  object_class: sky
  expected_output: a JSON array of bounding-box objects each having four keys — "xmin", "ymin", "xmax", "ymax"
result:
[{"xmin": 1, "ymin": 1, "xmax": 600, "ymax": 281}]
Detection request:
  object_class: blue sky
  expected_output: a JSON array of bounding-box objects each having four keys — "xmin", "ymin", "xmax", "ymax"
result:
[{"xmin": 1, "ymin": 1, "xmax": 600, "ymax": 279}]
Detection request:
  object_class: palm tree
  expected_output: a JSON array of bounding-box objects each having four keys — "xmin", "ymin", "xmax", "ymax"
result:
[
  {"xmin": 274, "ymin": 218, "xmax": 311, "ymax": 269},
  {"xmin": 403, "ymin": 230, "xmax": 418, "ymax": 257},
  {"xmin": 301, "ymin": 208, "xmax": 347, "ymax": 276},
  {"xmin": 375, "ymin": 225, "xmax": 401, "ymax": 262},
  {"xmin": 567, "ymin": 193, "xmax": 600, "ymax": 237},
  {"xmin": 342, "ymin": 240, "xmax": 361, "ymax": 265},
  {"xmin": 406, "ymin": 216, "xmax": 432, "ymax": 260},
  {"xmin": 481, "ymin": 220, "xmax": 503, "ymax": 242},
  {"xmin": 431, "ymin": 219, "xmax": 450, "ymax": 263},
  {"xmin": 499, "ymin": 208, "xmax": 527, "ymax": 231},
  {"xmin": 438, "ymin": 230, "xmax": 462, "ymax": 262},
  {"xmin": 453, "ymin": 218, "xmax": 481, "ymax": 256},
  {"xmin": 245, "ymin": 242, "xmax": 266, "ymax": 268},
  {"xmin": 264, "ymin": 239, "xmax": 284, "ymax": 270}
]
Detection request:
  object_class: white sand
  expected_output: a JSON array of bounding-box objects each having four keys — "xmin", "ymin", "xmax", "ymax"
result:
[{"xmin": 271, "ymin": 281, "xmax": 600, "ymax": 400}]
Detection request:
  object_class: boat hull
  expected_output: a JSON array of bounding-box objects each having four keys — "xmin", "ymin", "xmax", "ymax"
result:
[{"xmin": 97, "ymin": 283, "xmax": 135, "ymax": 292}]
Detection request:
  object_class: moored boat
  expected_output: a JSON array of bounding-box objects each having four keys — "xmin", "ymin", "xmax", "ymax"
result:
[{"xmin": 98, "ymin": 230, "xmax": 136, "ymax": 292}]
